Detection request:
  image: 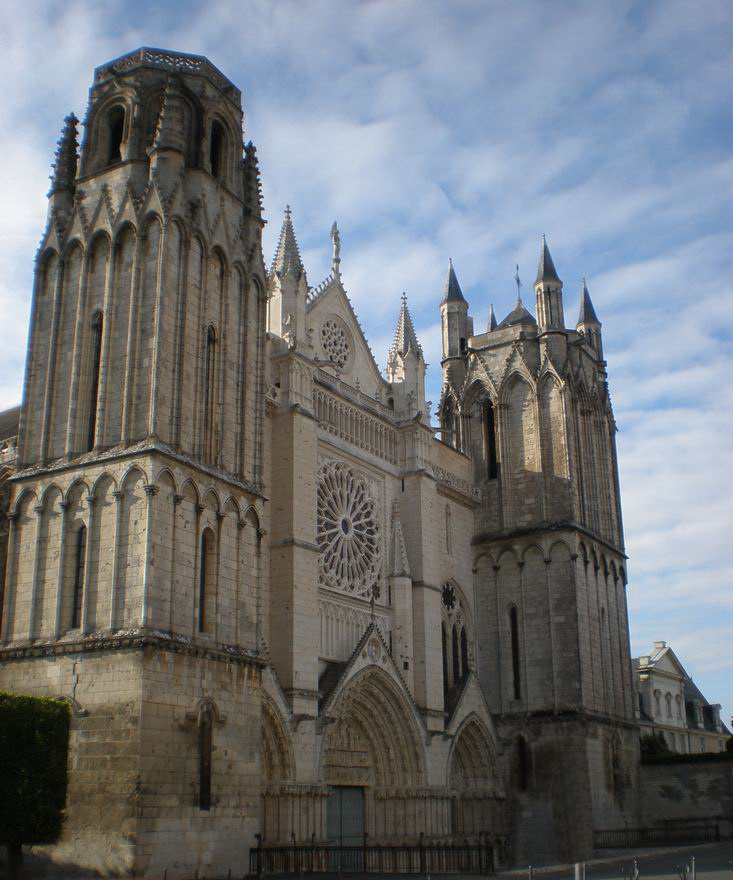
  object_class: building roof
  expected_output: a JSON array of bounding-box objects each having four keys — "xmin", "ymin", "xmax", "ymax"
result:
[
  {"xmin": 0, "ymin": 405, "xmax": 20, "ymax": 442},
  {"xmin": 441, "ymin": 259, "xmax": 466, "ymax": 305},
  {"xmin": 497, "ymin": 299, "xmax": 537, "ymax": 329}
]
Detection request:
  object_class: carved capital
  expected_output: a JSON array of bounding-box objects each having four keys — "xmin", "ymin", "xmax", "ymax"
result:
[
  {"xmin": 144, "ymin": 484, "xmax": 158, "ymax": 497},
  {"xmin": 173, "ymin": 494, "xmax": 183, "ymax": 506}
]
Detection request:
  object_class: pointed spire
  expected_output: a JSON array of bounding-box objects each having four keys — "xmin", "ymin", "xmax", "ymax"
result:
[
  {"xmin": 389, "ymin": 293, "xmax": 423, "ymax": 360},
  {"xmin": 577, "ymin": 278, "xmax": 600, "ymax": 325},
  {"xmin": 487, "ymin": 303, "xmax": 497, "ymax": 332},
  {"xmin": 150, "ymin": 82, "xmax": 185, "ymax": 154},
  {"xmin": 441, "ymin": 258, "xmax": 466, "ymax": 304},
  {"xmin": 48, "ymin": 113, "xmax": 79, "ymax": 197},
  {"xmin": 243, "ymin": 141, "xmax": 263, "ymax": 219},
  {"xmin": 535, "ymin": 234, "xmax": 561, "ymax": 285},
  {"xmin": 271, "ymin": 205, "xmax": 306, "ymax": 279}
]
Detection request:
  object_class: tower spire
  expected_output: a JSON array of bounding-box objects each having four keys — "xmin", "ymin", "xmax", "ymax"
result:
[
  {"xmin": 48, "ymin": 113, "xmax": 79, "ymax": 197},
  {"xmin": 389, "ymin": 293, "xmax": 423, "ymax": 360},
  {"xmin": 577, "ymin": 277, "xmax": 599, "ymax": 325},
  {"xmin": 536, "ymin": 234, "xmax": 561, "ymax": 285},
  {"xmin": 487, "ymin": 303, "xmax": 497, "ymax": 332},
  {"xmin": 442, "ymin": 258, "xmax": 466, "ymax": 304},
  {"xmin": 271, "ymin": 205, "xmax": 306, "ymax": 280}
]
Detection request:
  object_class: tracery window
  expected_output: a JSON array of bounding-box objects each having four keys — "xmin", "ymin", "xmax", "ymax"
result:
[
  {"xmin": 316, "ymin": 460, "xmax": 381, "ymax": 599},
  {"xmin": 483, "ymin": 399, "xmax": 498, "ymax": 479},
  {"xmin": 321, "ymin": 318, "xmax": 351, "ymax": 370},
  {"xmin": 441, "ymin": 582, "xmax": 472, "ymax": 692}
]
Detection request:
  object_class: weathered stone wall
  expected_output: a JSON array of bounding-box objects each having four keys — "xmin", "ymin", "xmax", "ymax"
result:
[{"xmin": 640, "ymin": 759, "xmax": 733, "ymax": 835}]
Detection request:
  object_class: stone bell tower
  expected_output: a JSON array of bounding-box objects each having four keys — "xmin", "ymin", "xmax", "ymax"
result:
[{"xmin": 0, "ymin": 49, "xmax": 268, "ymax": 878}]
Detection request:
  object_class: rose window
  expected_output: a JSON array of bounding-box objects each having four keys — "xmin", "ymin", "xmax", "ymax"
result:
[
  {"xmin": 317, "ymin": 461, "xmax": 381, "ymax": 598},
  {"xmin": 321, "ymin": 319, "xmax": 350, "ymax": 369}
]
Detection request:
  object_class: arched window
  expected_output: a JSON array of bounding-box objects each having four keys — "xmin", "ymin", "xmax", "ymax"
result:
[
  {"xmin": 203, "ymin": 326, "xmax": 217, "ymax": 461},
  {"xmin": 654, "ymin": 691, "xmax": 661, "ymax": 716},
  {"xmin": 483, "ymin": 399, "xmax": 498, "ymax": 479},
  {"xmin": 198, "ymin": 528, "xmax": 216, "ymax": 633},
  {"xmin": 452, "ymin": 624, "xmax": 460, "ymax": 685},
  {"xmin": 509, "ymin": 605, "xmax": 521, "ymax": 700},
  {"xmin": 70, "ymin": 524, "xmax": 87, "ymax": 629},
  {"xmin": 87, "ymin": 312, "xmax": 103, "ymax": 451},
  {"xmin": 460, "ymin": 627, "xmax": 469, "ymax": 675},
  {"xmin": 665, "ymin": 693, "xmax": 673, "ymax": 718},
  {"xmin": 517, "ymin": 737, "xmax": 530, "ymax": 791},
  {"xmin": 107, "ymin": 106, "xmax": 125, "ymax": 164},
  {"xmin": 209, "ymin": 120, "xmax": 225, "ymax": 180},
  {"xmin": 199, "ymin": 707, "xmax": 212, "ymax": 810}
]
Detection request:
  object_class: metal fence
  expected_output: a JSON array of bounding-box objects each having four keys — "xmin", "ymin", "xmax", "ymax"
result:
[
  {"xmin": 594, "ymin": 821, "xmax": 720, "ymax": 848},
  {"xmin": 249, "ymin": 841, "xmax": 495, "ymax": 875}
]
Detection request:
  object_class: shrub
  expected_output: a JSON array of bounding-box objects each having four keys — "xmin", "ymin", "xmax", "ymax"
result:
[{"xmin": 0, "ymin": 692, "xmax": 70, "ymax": 879}]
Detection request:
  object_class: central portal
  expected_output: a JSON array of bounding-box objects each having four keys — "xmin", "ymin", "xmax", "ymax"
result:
[{"xmin": 327, "ymin": 786, "xmax": 365, "ymax": 845}]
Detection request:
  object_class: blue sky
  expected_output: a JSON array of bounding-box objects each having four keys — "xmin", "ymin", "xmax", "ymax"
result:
[{"xmin": 1, "ymin": 0, "xmax": 731, "ymax": 726}]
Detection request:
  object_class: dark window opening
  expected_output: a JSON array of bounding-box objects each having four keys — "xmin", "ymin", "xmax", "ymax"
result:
[
  {"xmin": 459, "ymin": 337, "xmax": 467, "ymax": 353},
  {"xmin": 87, "ymin": 312, "xmax": 103, "ymax": 451},
  {"xmin": 442, "ymin": 623, "xmax": 449, "ymax": 691},
  {"xmin": 71, "ymin": 525, "xmax": 87, "ymax": 629},
  {"xmin": 209, "ymin": 121, "xmax": 225, "ymax": 180},
  {"xmin": 198, "ymin": 528, "xmax": 215, "ymax": 633},
  {"xmin": 198, "ymin": 708, "xmax": 212, "ymax": 810},
  {"xmin": 203, "ymin": 326, "xmax": 216, "ymax": 461},
  {"xmin": 452, "ymin": 623, "xmax": 460, "ymax": 684},
  {"xmin": 387, "ymin": 397, "xmax": 394, "ymax": 411},
  {"xmin": 517, "ymin": 737, "xmax": 530, "ymax": 791},
  {"xmin": 510, "ymin": 605, "xmax": 521, "ymax": 700},
  {"xmin": 484, "ymin": 400, "xmax": 498, "ymax": 480},
  {"xmin": 107, "ymin": 106, "xmax": 125, "ymax": 164},
  {"xmin": 460, "ymin": 627, "xmax": 469, "ymax": 676}
]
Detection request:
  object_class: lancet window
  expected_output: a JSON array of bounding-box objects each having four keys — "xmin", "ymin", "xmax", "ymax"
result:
[
  {"xmin": 70, "ymin": 524, "xmax": 87, "ymax": 630},
  {"xmin": 441, "ymin": 582, "xmax": 472, "ymax": 692},
  {"xmin": 509, "ymin": 604, "xmax": 521, "ymax": 700},
  {"xmin": 87, "ymin": 311, "xmax": 103, "ymax": 451}
]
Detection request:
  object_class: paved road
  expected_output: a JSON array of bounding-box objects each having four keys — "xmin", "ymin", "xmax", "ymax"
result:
[{"xmin": 501, "ymin": 843, "xmax": 733, "ymax": 880}]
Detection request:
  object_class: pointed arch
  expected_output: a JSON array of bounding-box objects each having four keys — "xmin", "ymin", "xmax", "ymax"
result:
[
  {"xmin": 322, "ymin": 665, "xmax": 426, "ymax": 789},
  {"xmin": 261, "ymin": 692, "xmax": 295, "ymax": 783}
]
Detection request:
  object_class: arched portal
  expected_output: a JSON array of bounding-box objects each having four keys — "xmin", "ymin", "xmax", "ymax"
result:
[
  {"xmin": 321, "ymin": 666, "xmax": 426, "ymax": 842},
  {"xmin": 448, "ymin": 715, "xmax": 503, "ymax": 839}
]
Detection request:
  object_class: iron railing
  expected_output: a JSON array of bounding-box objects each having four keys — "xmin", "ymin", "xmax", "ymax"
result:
[
  {"xmin": 594, "ymin": 821, "xmax": 720, "ymax": 848},
  {"xmin": 249, "ymin": 840, "xmax": 495, "ymax": 875}
]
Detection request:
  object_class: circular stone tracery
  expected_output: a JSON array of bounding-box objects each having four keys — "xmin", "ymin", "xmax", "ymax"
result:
[
  {"xmin": 321, "ymin": 318, "xmax": 351, "ymax": 369},
  {"xmin": 317, "ymin": 460, "xmax": 381, "ymax": 598}
]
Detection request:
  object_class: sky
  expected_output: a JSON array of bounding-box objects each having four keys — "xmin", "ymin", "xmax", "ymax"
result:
[{"xmin": 0, "ymin": 0, "xmax": 731, "ymax": 727}]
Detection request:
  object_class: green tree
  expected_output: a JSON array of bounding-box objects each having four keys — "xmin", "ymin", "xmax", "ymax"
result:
[{"xmin": 0, "ymin": 692, "xmax": 70, "ymax": 880}]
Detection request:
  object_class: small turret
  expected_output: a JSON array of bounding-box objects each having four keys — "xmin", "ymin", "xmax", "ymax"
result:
[
  {"xmin": 440, "ymin": 260, "xmax": 472, "ymax": 361},
  {"xmin": 534, "ymin": 235, "xmax": 565, "ymax": 332},
  {"xmin": 148, "ymin": 82, "xmax": 187, "ymax": 180},
  {"xmin": 576, "ymin": 278, "xmax": 603, "ymax": 359},
  {"xmin": 387, "ymin": 294, "xmax": 427, "ymax": 422},
  {"xmin": 47, "ymin": 113, "xmax": 78, "ymax": 223},
  {"xmin": 268, "ymin": 206, "xmax": 308, "ymax": 344}
]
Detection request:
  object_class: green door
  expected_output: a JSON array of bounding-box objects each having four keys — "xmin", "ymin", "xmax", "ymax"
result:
[{"xmin": 327, "ymin": 786, "xmax": 365, "ymax": 846}]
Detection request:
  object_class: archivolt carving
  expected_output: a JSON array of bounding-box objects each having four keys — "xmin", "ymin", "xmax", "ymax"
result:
[
  {"xmin": 262, "ymin": 693, "xmax": 294, "ymax": 783},
  {"xmin": 322, "ymin": 666, "xmax": 424, "ymax": 788}
]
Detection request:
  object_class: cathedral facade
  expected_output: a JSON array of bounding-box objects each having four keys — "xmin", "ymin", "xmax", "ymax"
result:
[{"xmin": 0, "ymin": 49, "xmax": 640, "ymax": 878}]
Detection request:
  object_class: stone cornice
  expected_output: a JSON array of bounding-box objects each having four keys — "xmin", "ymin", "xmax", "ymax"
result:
[
  {"xmin": 0, "ymin": 630, "xmax": 266, "ymax": 668},
  {"xmin": 472, "ymin": 520, "xmax": 627, "ymax": 560}
]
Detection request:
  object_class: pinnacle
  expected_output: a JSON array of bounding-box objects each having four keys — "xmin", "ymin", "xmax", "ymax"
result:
[
  {"xmin": 577, "ymin": 277, "xmax": 600, "ymax": 325},
  {"xmin": 389, "ymin": 293, "xmax": 423, "ymax": 360},
  {"xmin": 535, "ymin": 234, "xmax": 561, "ymax": 286},
  {"xmin": 271, "ymin": 205, "xmax": 305, "ymax": 279},
  {"xmin": 48, "ymin": 112, "xmax": 79, "ymax": 197},
  {"xmin": 487, "ymin": 303, "xmax": 497, "ymax": 332},
  {"xmin": 442, "ymin": 258, "xmax": 466, "ymax": 304}
]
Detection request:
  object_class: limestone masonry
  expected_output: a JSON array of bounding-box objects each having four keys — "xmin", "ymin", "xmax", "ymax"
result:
[{"xmin": 0, "ymin": 48, "xmax": 646, "ymax": 877}]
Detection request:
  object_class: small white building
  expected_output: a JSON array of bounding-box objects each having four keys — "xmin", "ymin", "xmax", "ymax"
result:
[{"xmin": 633, "ymin": 641, "xmax": 729, "ymax": 754}]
